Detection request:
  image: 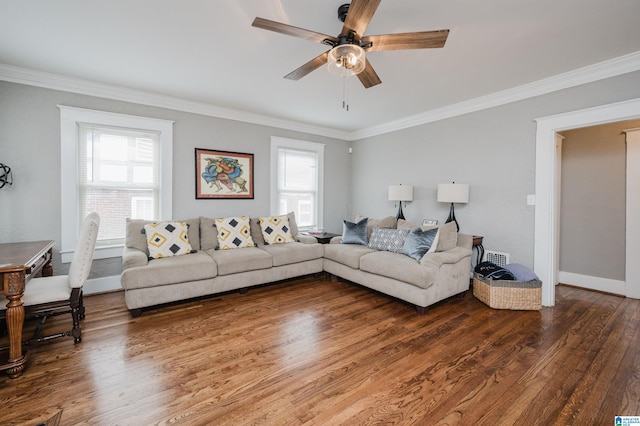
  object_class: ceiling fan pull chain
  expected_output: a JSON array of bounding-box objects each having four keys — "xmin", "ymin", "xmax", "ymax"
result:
[{"xmin": 342, "ymin": 76, "xmax": 350, "ymax": 112}]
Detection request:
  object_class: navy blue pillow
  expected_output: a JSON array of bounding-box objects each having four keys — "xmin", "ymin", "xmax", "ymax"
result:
[
  {"xmin": 402, "ymin": 227, "xmax": 438, "ymax": 261},
  {"xmin": 341, "ymin": 217, "xmax": 368, "ymax": 245}
]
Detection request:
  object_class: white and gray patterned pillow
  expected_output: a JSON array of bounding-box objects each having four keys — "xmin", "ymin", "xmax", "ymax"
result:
[
  {"xmin": 368, "ymin": 227, "xmax": 410, "ymax": 253},
  {"xmin": 214, "ymin": 216, "xmax": 256, "ymax": 250}
]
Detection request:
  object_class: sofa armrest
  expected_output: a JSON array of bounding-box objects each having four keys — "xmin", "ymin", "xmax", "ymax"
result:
[
  {"xmin": 420, "ymin": 246, "xmax": 471, "ymax": 268},
  {"xmin": 295, "ymin": 234, "xmax": 318, "ymax": 244},
  {"xmin": 122, "ymin": 246, "xmax": 148, "ymax": 270}
]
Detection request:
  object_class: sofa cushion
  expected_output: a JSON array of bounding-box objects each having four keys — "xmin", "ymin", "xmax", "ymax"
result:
[
  {"xmin": 260, "ymin": 242, "xmax": 324, "ymax": 266},
  {"xmin": 356, "ymin": 215, "xmax": 397, "ymax": 240},
  {"xmin": 215, "ymin": 216, "xmax": 256, "ymax": 250},
  {"xmin": 200, "ymin": 217, "xmax": 218, "ymax": 250},
  {"xmin": 324, "ymin": 243, "xmax": 375, "ymax": 269},
  {"xmin": 359, "ymin": 251, "xmax": 437, "ymax": 289},
  {"xmin": 259, "ymin": 215, "xmax": 296, "ymax": 245},
  {"xmin": 206, "ymin": 247, "xmax": 272, "ymax": 275},
  {"xmin": 127, "ymin": 217, "xmax": 201, "ymax": 253},
  {"xmin": 121, "ymin": 251, "xmax": 217, "ymax": 290},
  {"xmin": 430, "ymin": 221, "xmax": 458, "ymax": 252},
  {"xmin": 368, "ymin": 227, "xmax": 410, "ymax": 253},
  {"xmin": 286, "ymin": 211, "xmax": 299, "ymax": 237},
  {"xmin": 342, "ymin": 217, "xmax": 368, "ymax": 245},
  {"xmin": 144, "ymin": 221, "xmax": 193, "ymax": 259},
  {"xmin": 402, "ymin": 227, "xmax": 439, "ymax": 261}
]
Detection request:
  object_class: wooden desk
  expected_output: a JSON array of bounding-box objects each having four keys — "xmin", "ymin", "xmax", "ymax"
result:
[{"xmin": 0, "ymin": 240, "xmax": 54, "ymax": 378}]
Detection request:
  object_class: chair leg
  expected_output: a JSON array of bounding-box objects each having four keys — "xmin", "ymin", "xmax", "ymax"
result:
[
  {"xmin": 78, "ymin": 292, "xmax": 86, "ymax": 320},
  {"xmin": 71, "ymin": 307, "xmax": 82, "ymax": 344}
]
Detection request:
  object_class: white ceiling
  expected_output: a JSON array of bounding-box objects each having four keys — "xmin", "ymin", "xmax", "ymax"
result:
[{"xmin": 1, "ymin": 0, "xmax": 640, "ymax": 136}]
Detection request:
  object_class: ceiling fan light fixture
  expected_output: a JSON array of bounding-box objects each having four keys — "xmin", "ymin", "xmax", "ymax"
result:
[{"xmin": 327, "ymin": 44, "xmax": 366, "ymax": 77}]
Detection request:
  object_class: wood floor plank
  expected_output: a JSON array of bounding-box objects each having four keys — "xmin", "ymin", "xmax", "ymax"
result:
[{"xmin": 0, "ymin": 278, "xmax": 638, "ymax": 425}]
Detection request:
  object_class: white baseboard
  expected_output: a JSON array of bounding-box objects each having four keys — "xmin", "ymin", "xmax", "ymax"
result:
[
  {"xmin": 558, "ymin": 271, "xmax": 625, "ymax": 296},
  {"xmin": 84, "ymin": 275, "xmax": 122, "ymax": 295}
]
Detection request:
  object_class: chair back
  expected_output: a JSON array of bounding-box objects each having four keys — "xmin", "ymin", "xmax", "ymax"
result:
[{"xmin": 68, "ymin": 212, "xmax": 100, "ymax": 289}]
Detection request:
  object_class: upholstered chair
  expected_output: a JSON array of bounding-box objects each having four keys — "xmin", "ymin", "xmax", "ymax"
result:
[{"xmin": 1, "ymin": 212, "xmax": 100, "ymax": 344}]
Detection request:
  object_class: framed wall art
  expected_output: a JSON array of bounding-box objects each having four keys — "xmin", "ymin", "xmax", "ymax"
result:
[{"xmin": 195, "ymin": 148, "xmax": 254, "ymax": 199}]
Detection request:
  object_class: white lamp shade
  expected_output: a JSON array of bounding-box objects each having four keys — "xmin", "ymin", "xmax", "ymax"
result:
[
  {"xmin": 437, "ymin": 183, "xmax": 469, "ymax": 203},
  {"xmin": 388, "ymin": 185, "xmax": 414, "ymax": 202}
]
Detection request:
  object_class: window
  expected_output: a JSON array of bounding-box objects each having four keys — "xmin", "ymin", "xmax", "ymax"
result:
[
  {"xmin": 270, "ymin": 137, "xmax": 324, "ymax": 230},
  {"xmin": 60, "ymin": 106, "xmax": 173, "ymax": 262}
]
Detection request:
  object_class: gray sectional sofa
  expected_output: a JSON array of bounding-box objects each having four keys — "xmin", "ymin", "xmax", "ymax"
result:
[{"xmin": 120, "ymin": 214, "xmax": 472, "ymax": 316}]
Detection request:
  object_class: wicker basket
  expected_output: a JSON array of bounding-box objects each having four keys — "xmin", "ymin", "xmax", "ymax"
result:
[{"xmin": 473, "ymin": 273, "xmax": 542, "ymax": 310}]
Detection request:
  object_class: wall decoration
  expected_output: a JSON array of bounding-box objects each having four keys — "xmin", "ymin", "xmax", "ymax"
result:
[
  {"xmin": 195, "ymin": 148, "xmax": 254, "ymax": 199},
  {"xmin": 422, "ymin": 219, "xmax": 438, "ymax": 226}
]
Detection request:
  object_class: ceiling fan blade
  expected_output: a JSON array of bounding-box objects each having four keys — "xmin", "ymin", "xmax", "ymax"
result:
[
  {"xmin": 362, "ymin": 30, "xmax": 449, "ymax": 52},
  {"xmin": 357, "ymin": 59, "xmax": 381, "ymax": 89},
  {"xmin": 284, "ymin": 51, "xmax": 330, "ymax": 81},
  {"xmin": 341, "ymin": 0, "xmax": 381, "ymax": 37},
  {"xmin": 252, "ymin": 17, "xmax": 338, "ymax": 45}
]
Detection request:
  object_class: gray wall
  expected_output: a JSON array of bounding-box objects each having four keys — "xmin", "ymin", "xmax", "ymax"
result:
[
  {"xmin": 559, "ymin": 119, "xmax": 640, "ymax": 281},
  {"xmin": 2, "ymin": 69, "xmax": 640, "ymax": 280},
  {"xmin": 0, "ymin": 81, "xmax": 351, "ymax": 277},
  {"xmin": 350, "ymin": 70, "xmax": 640, "ymax": 269}
]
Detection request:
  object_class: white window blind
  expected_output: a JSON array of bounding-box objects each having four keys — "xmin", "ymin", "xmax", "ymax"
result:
[
  {"xmin": 78, "ymin": 124, "xmax": 160, "ymax": 246},
  {"xmin": 60, "ymin": 106, "xmax": 173, "ymax": 262},
  {"xmin": 270, "ymin": 137, "xmax": 324, "ymax": 230},
  {"xmin": 277, "ymin": 148, "xmax": 318, "ymax": 228}
]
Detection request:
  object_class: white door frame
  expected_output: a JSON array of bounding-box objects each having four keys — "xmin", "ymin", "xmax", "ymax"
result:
[
  {"xmin": 625, "ymin": 128, "xmax": 640, "ymax": 299},
  {"xmin": 534, "ymin": 97, "xmax": 640, "ymax": 306}
]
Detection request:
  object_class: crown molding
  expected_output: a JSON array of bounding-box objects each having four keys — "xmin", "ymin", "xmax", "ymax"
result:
[
  {"xmin": 0, "ymin": 63, "xmax": 351, "ymax": 141},
  {"xmin": 350, "ymin": 50, "xmax": 640, "ymax": 140},
  {"xmin": 2, "ymin": 50, "xmax": 640, "ymax": 142}
]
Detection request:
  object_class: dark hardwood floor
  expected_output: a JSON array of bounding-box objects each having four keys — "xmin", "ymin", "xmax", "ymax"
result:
[{"xmin": 0, "ymin": 276, "xmax": 638, "ymax": 425}]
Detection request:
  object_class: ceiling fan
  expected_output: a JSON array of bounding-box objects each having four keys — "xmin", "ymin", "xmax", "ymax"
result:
[{"xmin": 251, "ymin": 0, "xmax": 449, "ymax": 89}]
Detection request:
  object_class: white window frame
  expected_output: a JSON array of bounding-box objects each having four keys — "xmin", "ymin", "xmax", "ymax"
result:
[
  {"xmin": 59, "ymin": 106, "xmax": 174, "ymax": 262},
  {"xmin": 270, "ymin": 136, "xmax": 324, "ymax": 230}
]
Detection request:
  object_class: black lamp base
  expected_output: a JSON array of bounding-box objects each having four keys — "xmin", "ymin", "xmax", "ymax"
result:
[
  {"xmin": 445, "ymin": 202, "xmax": 460, "ymax": 232},
  {"xmin": 396, "ymin": 202, "xmax": 405, "ymax": 220}
]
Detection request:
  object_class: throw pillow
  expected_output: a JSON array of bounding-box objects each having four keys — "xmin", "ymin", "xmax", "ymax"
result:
[
  {"xmin": 258, "ymin": 215, "xmax": 295, "ymax": 245},
  {"xmin": 368, "ymin": 227, "xmax": 410, "ymax": 253},
  {"xmin": 356, "ymin": 215, "xmax": 397, "ymax": 239},
  {"xmin": 341, "ymin": 217, "xmax": 368, "ymax": 245},
  {"xmin": 143, "ymin": 221, "xmax": 193, "ymax": 259},
  {"xmin": 214, "ymin": 216, "xmax": 256, "ymax": 250},
  {"xmin": 402, "ymin": 227, "xmax": 439, "ymax": 261}
]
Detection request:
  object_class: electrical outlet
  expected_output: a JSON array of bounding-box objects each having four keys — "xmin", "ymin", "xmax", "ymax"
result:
[{"xmin": 527, "ymin": 194, "xmax": 536, "ymax": 205}]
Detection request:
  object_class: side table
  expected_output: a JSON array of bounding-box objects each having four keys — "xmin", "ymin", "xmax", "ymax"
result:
[
  {"xmin": 472, "ymin": 235, "xmax": 484, "ymax": 265},
  {"xmin": 302, "ymin": 232, "xmax": 340, "ymax": 244}
]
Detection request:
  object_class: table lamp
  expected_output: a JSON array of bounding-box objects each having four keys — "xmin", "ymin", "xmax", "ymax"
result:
[
  {"xmin": 437, "ymin": 182, "xmax": 469, "ymax": 231},
  {"xmin": 388, "ymin": 184, "xmax": 413, "ymax": 220}
]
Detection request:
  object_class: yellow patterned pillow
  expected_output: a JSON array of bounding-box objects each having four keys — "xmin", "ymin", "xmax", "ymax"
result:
[
  {"xmin": 214, "ymin": 216, "xmax": 256, "ymax": 250},
  {"xmin": 258, "ymin": 215, "xmax": 296, "ymax": 245},
  {"xmin": 144, "ymin": 221, "xmax": 193, "ymax": 259}
]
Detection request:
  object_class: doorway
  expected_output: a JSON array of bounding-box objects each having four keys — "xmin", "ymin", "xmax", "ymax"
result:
[{"xmin": 534, "ymin": 97, "xmax": 640, "ymax": 306}]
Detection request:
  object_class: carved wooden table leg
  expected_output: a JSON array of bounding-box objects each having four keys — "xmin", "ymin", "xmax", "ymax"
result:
[
  {"xmin": 42, "ymin": 248, "xmax": 54, "ymax": 277},
  {"xmin": 4, "ymin": 272, "xmax": 28, "ymax": 378}
]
